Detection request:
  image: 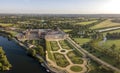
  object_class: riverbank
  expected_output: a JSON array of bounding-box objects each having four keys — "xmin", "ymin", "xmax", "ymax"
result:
[
  {"xmin": 0, "ymin": 31, "xmax": 66, "ymax": 73},
  {"xmin": 0, "ymin": 36, "xmax": 48, "ymax": 73},
  {"xmin": 0, "ymin": 47, "xmax": 12, "ymax": 71},
  {"xmin": 14, "ymin": 38, "xmax": 62, "ymax": 73}
]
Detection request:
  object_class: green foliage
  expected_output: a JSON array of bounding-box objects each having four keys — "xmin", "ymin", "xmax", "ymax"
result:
[
  {"xmin": 67, "ymin": 51, "xmax": 83, "ymax": 64},
  {"xmin": 70, "ymin": 66, "xmax": 82, "ymax": 72},
  {"xmin": 54, "ymin": 53, "xmax": 70, "ymax": 67},
  {"xmin": 35, "ymin": 46, "xmax": 45, "ymax": 57},
  {"xmin": 75, "ymin": 20, "xmax": 98, "ymax": 25},
  {"xmin": 27, "ymin": 49, "xmax": 36, "ymax": 57},
  {"xmin": 46, "ymin": 41, "xmax": 55, "ymax": 61},
  {"xmin": 0, "ymin": 47, "xmax": 12, "ymax": 71},
  {"xmin": 90, "ymin": 19, "xmax": 120, "ymax": 30},
  {"xmin": 50, "ymin": 41, "xmax": 60, "ymax": 51},
  {"xmin": 88, "ymin": 60, "xmax": 114, "ymax": 73}
]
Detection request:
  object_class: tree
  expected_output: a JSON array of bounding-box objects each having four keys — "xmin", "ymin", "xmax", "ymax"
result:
[{"xmin": 28, "ymin": 49, "xmax": 36, "ymax": 57}]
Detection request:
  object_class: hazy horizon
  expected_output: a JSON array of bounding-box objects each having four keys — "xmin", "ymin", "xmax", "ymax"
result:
[{"xmin": 0, "ymin": 0, "xmax": 120, "ymax": 14}]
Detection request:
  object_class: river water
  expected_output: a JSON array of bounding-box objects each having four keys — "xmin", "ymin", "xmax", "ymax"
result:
[{"xmin": 0, "ymin": 36, "xmax": 48, "ymax": 73}]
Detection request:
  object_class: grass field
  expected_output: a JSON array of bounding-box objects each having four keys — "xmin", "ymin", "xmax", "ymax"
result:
[
  {"xmin": 0, "ymin": 23, "xmax": 13, "ymax": 27},
  {"xmin": 70, "ymin": 66, "xmax": 82, "ymax": 72},
  {"xmin": 73, "ymin": 38, "xmax": 91, "ymax": 45},
  {"xmin": 90, "ymin": 19, "xmax": 120, "ymax": 29},
  {"xmin": 101, "ymin": 40, "xmax": 120, "ymax": 51},
  {"xmin": 75, "ymin": 20, "xmax": 98, "ymax": 25},
  {"xmin": 63, "ymin": 29, "xmax": 72, "ymax": 33}
]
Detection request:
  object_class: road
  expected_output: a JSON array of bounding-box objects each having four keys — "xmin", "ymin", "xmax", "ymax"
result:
[
  {"xmin": 66, "ymin": 37, "xmax": 120, "ymax": 72},
  {"xmin": 98, "ymin": 26, "xmax": 120, "ymax": 32}
]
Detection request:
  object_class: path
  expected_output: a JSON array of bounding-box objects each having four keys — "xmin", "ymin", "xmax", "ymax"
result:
[
  {"xmin": 46, "ymin": 40, "xmax": 88, "ymax": 73},
  {"xmin": 67, "ymin": 37, "xmax": 120, "ymax": 72}
]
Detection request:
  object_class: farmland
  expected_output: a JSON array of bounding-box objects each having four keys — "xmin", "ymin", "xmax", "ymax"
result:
[
  {"xmin": 0, "ymin": 23, "xmax": 13, "ymax": 27},
  {"xmin": 101, "ymin": 40, "xmax": 120, "ymax": 51},
  {"xmin": 73, "ymin": 38, "xmax": 91, "ymax": 45},
  {"xmin": 75, "ymin": 20, "xmax": 98, "ymax": 25},
  {"xmin": 90, "ymin": 19, "xmax": 120, "ymax": 29}
]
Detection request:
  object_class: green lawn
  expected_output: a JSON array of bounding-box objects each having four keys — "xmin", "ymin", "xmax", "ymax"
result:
[
  {"xmin": 85, "ymin": 39, "xmax": 120, "ymax": 68},
  {"xmin": 75, "ymin": 20, "xmax": 98, "ymax": 25},
  {"xmin": 7, "ymin": 31, "xmax": 18, "ymax": 36},
  {"xmin": 70, "ymin": 66, "xmax": 82, "ymax": 72},
  {"xmin": 67, "ymin": 51, "xmax": 83, "ymax": 64},
  {"xmin": 0, "ymin": 23, "xmax": 13, "ymax": 27},
  {"xmin": 63, "ymin": 29, "xmax": 72, "ymax": 33},
  {"xmin": 54, "ymin": 53, "xmax": 70, "ymax": 67},
  {"xmin": 103, "ymin": 29, "xmax": 120, "ymax": 35},
  {"xmin": 101, "ymin": 40, "xmax": 120, "ymax": 51},
  {"xmin": 50, "ymin": 41, "xmax": 60, "ymax": 51},
  {"xmin": 73, "ymin": 38, "xmax": 91, "ymax": 45},
  {"xmin": 59, "ymin": 40, "xmax": 72, "ymax": 50},
  {"xmin": 90, "ymin": 19, "xmax": 120, "ymax": 29}
]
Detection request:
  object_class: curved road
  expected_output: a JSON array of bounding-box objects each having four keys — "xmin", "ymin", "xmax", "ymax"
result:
[{"xmin": 66, "ymin": 37, "xmax": 120, "ymax": 72}]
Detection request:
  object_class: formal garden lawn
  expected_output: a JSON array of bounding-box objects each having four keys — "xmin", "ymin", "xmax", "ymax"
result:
[
  {"xmin": 46, "ymin": 41, "xmax": 55, "ymax": 61},
  {"xmin": 73, "ymin": 38, "xmax": 91, "ymax": 45},
  {"xmin": 67, "ymin": 51, "xmax": 83, "ymax": 64},
  {"xmin": 90, "ymin": 19, "xmax": 120, "ymax": 29},
  {"xmin": 53, "ymin": 53, "xmax": 70, "ymax": 67},
  {"xmin": 70, "ymin": 66, "xmax": 82, "ymax": 72},
  {"xmin": 75, "ymin": 20, "xmax": 98, "ymax": 25},
  {"xmin": 59, "ymin": 40, "xmax": 72, "ymax": 50},
  {"xmin": 50, "ymin": 41, "xmax": 60, "ymax": 51}
]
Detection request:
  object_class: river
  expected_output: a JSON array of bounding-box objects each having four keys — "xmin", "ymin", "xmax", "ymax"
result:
[{"xmin": 0, "ymin": 36, "xmax": 48, "ymax": 73}]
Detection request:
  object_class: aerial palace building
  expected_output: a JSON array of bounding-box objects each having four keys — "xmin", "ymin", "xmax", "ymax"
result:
[{"xmin": 16, "ymin": 28, "xmax": 68, "ymax": 41}]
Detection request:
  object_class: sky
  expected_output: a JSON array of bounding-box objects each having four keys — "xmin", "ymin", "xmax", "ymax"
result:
[{"xmin": 0, "ymin": 0, "xmax": 120, "ymax": 14}]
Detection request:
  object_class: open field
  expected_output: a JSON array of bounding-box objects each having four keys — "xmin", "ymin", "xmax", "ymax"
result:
[
  {"xmin": 63, "ymin": 29, "xmax": 72, "ymax": 33},
  {"xmin": 73, "ymin": 38, "xmax": 91, "ymax": 45},
  {"xmin": 0, "ymin": 23, "xmax": 13, "ymax": 27},
  {"xmin": 101, "ymin": 40, "xmax": 120, "ymax": 51},
  {"xmin": 85, "ymin": 45, "xmax": 120, "ymax": 69},
  {"xmin": 75, "ymin": 20, "xmax": 98, "ymax": 25},
  {"xmin": 90, "ymin": 19, "xmax": 120, "ymax": 29}
]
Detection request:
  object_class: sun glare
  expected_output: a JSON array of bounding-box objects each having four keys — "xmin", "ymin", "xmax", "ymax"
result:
[{"xmin": 102, "ymin": 0, "xmax": 120, "ymax": 13}]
